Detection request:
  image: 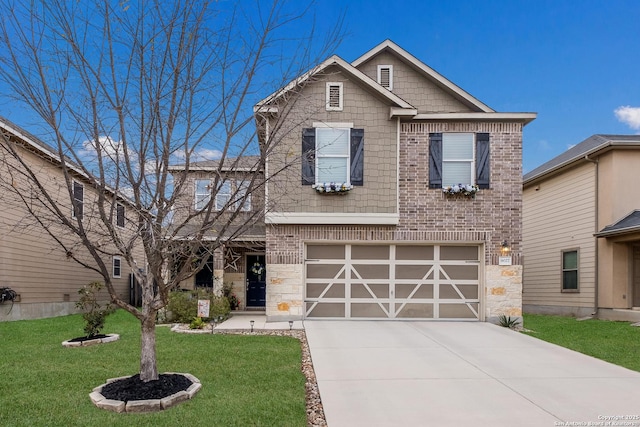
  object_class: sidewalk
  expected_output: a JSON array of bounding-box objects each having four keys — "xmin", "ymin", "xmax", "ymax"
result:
[{"xmin": 215, "ymin": 311, "xmax": 304, "ymax": 330}]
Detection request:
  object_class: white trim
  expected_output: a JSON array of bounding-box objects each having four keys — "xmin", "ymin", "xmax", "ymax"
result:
[
  {"xmin": 377, "ymin": 64, "xmax": 393, "ymax": 90},
  {"xmin": 313, "ymin": 122, "xmax": 354, "ymax": 128},
  {"xmin": 112, "ymin": 256, "xmax": 122, "ymax": 279},
  {"xmin": 413, "ymin": 112, "xmax": 537, "ymax": 124},
  {"xmin": 265, "ymin": 212, "xmax": 399, "ymax": 225},
  {"xmin": 325, "ymin": 82, "xmax": 343, "ymax": 111},
  {"xmin": 389, "ymin": 107, "xmax": 417, "ymax": 118},
  {"xmin": 396, "ymin": 117, "xmax": 400, "ymax": 222}
]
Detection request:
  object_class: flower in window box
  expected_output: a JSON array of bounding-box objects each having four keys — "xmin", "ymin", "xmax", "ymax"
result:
[
  {"xmin": 312, "ymin": 182, "xmax": 353, "ymax": 194},
  {"xmin": 443, "ymin": 183, "xmax": 479, "ymax": 198}
]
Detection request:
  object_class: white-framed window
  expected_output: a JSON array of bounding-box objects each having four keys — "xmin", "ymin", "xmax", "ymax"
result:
[
  {"xmin": 215, "ymin": 181, "xmax": 232, "ymax": 210},
  {"xmin": 316, "ymin": 128, "xmax": 350, "ymax": 184},
  {"xmin": 194, "ymin": 179, "xmax": 211, "ymax": 210},
  {"xmin": 236, "ymin": 180, "xmax": 251, "ymax": 212},
  {"xmin": 442, "ymin": 133, "xmax": 475, "ymax": 186},
  {"xmin": 116, "ymin": 203, "xmax": 125, "ymax": 228},
  {"xmin": 112, "ymin": 256, "xmax": 122, "ymax": 278},
  {"xmin": 326, "ymin": 82, "xmax": 343, "ymax": 111},
  {"xmin": 377, "ymin": 65, "xmax": 393, "ymax": 90},
  {"xmin": 72, "ymin": 181, "xmax": 84, "ymax": 219},
  {"xmin": 562, "ymin": 249, "xmax": 579, "ymax": 292}
]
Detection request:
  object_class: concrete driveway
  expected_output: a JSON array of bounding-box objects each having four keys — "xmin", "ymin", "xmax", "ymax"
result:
[{"xmin": 304, "ymin": 321, "xmax": 640, "ymax": 427}]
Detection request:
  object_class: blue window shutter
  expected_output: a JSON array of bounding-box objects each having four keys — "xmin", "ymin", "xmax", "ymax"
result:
[
  {"xmin": 428, "ymin": 133, "xmax": 442, "ymax": 188},
  {"xmin": 476, "ymin": 133, "xmax": 490, "ymax": 189},
  {"xmin": 350, "ymin": 128, "xmax": 364, "ymax": 186},
  {"xmin": 302, "ymin": 128, "xmax": 315, "ymax": 185}
]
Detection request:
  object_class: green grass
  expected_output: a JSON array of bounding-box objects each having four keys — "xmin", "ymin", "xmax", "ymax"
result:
[
  {"xmin": 0, "ymin": 310, "xmax": 306, "ymax": 427},
  {"xmin": 523, "ymin": 313, "xmax": 640, "ymax": 372}
]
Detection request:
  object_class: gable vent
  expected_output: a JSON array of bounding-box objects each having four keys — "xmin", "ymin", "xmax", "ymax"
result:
[
  {"xmin": 326, "ymin": 82, "xmax": 343, "ymax": 111},
  {"xmin": 377, "ymin": 65, "xmax": 393, "ymax": 90}
]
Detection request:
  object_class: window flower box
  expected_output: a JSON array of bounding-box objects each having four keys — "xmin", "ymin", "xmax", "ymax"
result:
[
  {"xmin": 443, "ymin": 184, "xmax": 479, "ymax": 198},
  {"xmin": 312, "ymin": 182, "xmax": 353, "ymax": 194}
]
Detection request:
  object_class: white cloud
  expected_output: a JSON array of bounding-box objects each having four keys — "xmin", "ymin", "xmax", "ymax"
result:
[
  {"xmin": 81, "ymin": 135, "xmax": 122, "ymax": 159},
  {"xmin": 614, "ymin": 106, "xmax": 640, "ymax": 130}
]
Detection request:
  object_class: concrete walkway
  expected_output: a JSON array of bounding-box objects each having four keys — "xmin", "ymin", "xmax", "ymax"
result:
[
  {"xmin": 304, "ymin": 320, "xmax": 640, "ymax": 427},
  {"xmin": 216, "ymin": 311, "xmax": 303, "ymax": 330}
]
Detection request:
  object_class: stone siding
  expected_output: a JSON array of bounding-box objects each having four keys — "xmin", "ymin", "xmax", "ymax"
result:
[
  {"xmin": 265, "ymin": 264, "xmax": 304, "ymax": 321},
  {"xmin": 485, "ymin": 265, "xmax": 523, "ymax": 323}
]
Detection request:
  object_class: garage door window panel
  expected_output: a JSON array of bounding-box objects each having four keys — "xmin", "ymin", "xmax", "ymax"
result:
[
  {"xmin": 397, "ymin": 303, "xmax": 434, "ymax": 318},
  {"xmin": 352, "ymin": 264, "xmax": 389, "ymax": 280},
  {"xmin": 307, "ymin": 245, "xmax": 345, "ymax": 259},
  {"xmin": 351, "ymin": 245, "xmax": 389, "ymax": 260},
  {"xmin": 395, "ymin": 265, "xmax": 434, "ymax": 280},
  {"xmin": 351, "ymin": 283, "xmax": 389, "ymax": 298},
  {"xmin": 440, "ymin": 303, "xmax": 478, "ymax": 319},
  {"xmin": 396, "ymin": 245, "xmax": 434, "ymax": 260},
  {"xmin": 307, "ymin": 283, "xmax": 345, "ymax": 299},
  {"xmin": 306, "ymin": 302, "xmax": 345, "ymax": 317},
  {"xmin": 440, "ymin": 246, "xmax": 479, "ymax": 260},
  {"xmin": 441, "ymin": 264, "xmax": 478, "ymax": 280},
  {"xmin": 307, "ymin": 264, "xmax": 345, "ymax": 279},
  {"xmin": 395, "ymin": 283, "xmax": 434, "ymax": 299},
  {"xmin": 351, "ymin": 303, "xmax": 389, "ymax": 318}
]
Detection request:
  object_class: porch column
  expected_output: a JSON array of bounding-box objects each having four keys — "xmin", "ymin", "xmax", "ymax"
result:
[{"xmin": 213, "ymin": 246, "xmax": 225, "ymax": 296}]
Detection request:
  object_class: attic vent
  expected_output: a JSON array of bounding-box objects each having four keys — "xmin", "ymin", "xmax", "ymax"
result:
[
  {"xmin": 377, "ymin": 65, "xmax": 393, "ymax": 90},
  {"xmin": 326, "ymin": 82, "xmax": 343, "ymax": 111}
]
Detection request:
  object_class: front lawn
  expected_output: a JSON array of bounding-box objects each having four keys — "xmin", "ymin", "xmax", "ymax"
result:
[
  {"xmin": 523, "ymin": 313, "xmax": 640, "ymax": 372},
  {"xmin": 0, "ymin": 310, "xmax": 306, "ymax": 427}
]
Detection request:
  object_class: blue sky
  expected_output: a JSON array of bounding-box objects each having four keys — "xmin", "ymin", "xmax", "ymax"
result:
[{"xmin": 307, "ymin": 0, "xmax": 640, "ymax": 172}]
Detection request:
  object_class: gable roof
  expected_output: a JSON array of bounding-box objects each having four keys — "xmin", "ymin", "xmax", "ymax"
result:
[
  {"xmin": 167, "ymin": 156, "xmax": 262, "ymax": 173},
  {"xmin": 524, "ymin": 134, "xmax": 640, "ymax": 185},
  {"xmin": 254, "ymin": 54, "xmax": 417, "ymax": 115},
  {"xmin": 595, "ymin": 210, "xmax": 640, "ymax": 238},
  {"xmin": 351, "ymin": 39, "xmax": 494, "ymax": 113}
]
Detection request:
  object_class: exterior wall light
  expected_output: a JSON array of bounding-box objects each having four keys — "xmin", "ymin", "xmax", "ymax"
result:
[{"xmin": 499, "ymin": 241, "xmax": 512, "ymax": 266}]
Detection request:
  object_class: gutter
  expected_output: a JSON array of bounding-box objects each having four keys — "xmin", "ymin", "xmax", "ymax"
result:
[{"xmin": 583, "ymin": 154, "xmax": 599, "ymax": 316}]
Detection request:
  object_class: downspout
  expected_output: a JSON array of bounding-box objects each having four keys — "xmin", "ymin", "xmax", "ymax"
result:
[{"xmin": 584, "ymin": 154, "xmax": 599, "ymax": 316}]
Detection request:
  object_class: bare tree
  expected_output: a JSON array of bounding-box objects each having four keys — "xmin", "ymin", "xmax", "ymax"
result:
[{"xmin": 0, "ymin": 0, "xmax": 341, "ymax": 382}]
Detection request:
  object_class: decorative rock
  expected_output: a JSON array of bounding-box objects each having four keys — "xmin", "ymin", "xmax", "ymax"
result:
[
  {"xmin": 126, "ymin": 399, "xmax": 162, "ymax": 413},
  {"xmin": 186, "ymin": 382, "xmax": 202, "ymax": 399},
  {"xmin": 160, "ymin": 390, "xmax": 189, "ymax": 409},
  {"xmin": 95, "ymin": 398, "xmax": 126, "ymax": 413}
]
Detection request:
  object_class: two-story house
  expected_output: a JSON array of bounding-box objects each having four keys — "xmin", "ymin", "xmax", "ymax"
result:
[
  {"xmin": 247, "ymin": 40, "xmax": 535, "ymax": 321},
  {"xmin": 523, "ymin": 134, "xmax": 640, "ymax": 321},
  {"xmin": 0, "ymin": 117, "xmax": 139, "ymax": 320}
]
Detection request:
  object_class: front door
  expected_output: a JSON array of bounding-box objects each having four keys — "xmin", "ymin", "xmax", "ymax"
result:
[
  {"xmin": 633, "ymin": 246, "xmax": 640, "ymax": 307},
  {"xmin": 246, "ymin": 254, "xmax": 266, "ymax": 307}
]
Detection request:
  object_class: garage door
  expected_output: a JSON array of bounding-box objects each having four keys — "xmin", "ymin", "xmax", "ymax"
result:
[{"xmin": 305, "ymin": 244, "xmax": 480, "ymax": 320}]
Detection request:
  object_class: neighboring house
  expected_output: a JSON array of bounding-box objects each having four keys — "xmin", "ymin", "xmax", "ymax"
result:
[
  {"xmin": 0, "ymin": 117, "xmax": 138, "ymax": 321},
  {"xmin": 523, "ymin": 134, "xmax": 640, "ymax": 321},
  {"xmin": 168, "ymin": 156, "xmax": 266, "ymax": 310},
  {"xmin": 179, "ymin": 39, "xmax": 536, "ymax": 321}
]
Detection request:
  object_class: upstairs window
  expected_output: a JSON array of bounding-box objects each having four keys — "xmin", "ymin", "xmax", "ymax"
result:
[
  {"xmin": 302, "ymin": 126, "xmax": 364, "ymax": 186},
  {"xmin": 215, "ymin": 181, "xmax": 232, "ymax": 210},
  {"xmin": 116, "ymin": 203, "xmax": 125, "ymax": 228},
  {"xmin": 377, "ymin": 65, "xmax": 393, "ymax": 90},
  {"xmin": 562, "ymin": 250, "xmax": 579, "ymax": 292},
  {"xmin": 326, "ymin": 82, "xmax": 343, "ymax": 111},
  {"xmin": 72, "ymin": 181, "xmax": 83, "ymax": 219},
  {"xmin": 428, "ymin": 133, "xmax": 490, "ymax": 189}
]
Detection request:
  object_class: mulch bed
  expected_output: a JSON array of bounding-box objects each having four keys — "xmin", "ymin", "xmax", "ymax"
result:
[
  {"xmin": 100, "ymin": 373, "xmax": 192, "ymax": 402},
  {"xmin": 67, "ymin": 334, "xmax": 109, "ymax": 343}
]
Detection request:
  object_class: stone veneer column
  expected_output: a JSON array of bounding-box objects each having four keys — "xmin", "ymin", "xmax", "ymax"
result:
[
  {"xmin": 485, "ymin": 265, "xmax": 522, "ymax": 323},
  {"xmin": 212, "ymin": 247, "xmax": 225, "ymax": 296},
  {"xmin": 265, "ymin": 264, "xmax": 304, "ymax": 321}
]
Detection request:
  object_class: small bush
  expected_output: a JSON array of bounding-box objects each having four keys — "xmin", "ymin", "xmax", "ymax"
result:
[
  {"xmin": 166, "ymin": 288, "xmax": 231, "ymax": 323},
  {"xmin": 189, "ymin": 316, "xmax": 206, "ymax": 329},
  {"xmin": 222, "ymin": 282, "xmax": 240, "ymax": 310},
  {"xmin": 498, "ymin": 314, "xmax": 521, "ymax": 330},
  {"xmin": 76, "ymin": 281, "xmax": 115, "ymax": 338}
]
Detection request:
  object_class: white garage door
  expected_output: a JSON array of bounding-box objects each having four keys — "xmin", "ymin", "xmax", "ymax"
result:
[{"xmin": 305, "ymin": 244, "xmax": 480, "ymax": 320}]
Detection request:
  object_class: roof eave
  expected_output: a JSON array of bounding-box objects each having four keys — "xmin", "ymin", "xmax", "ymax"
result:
[{"xmin": 413, "ymin": 112, "xmax": 536, "ymax": 124}]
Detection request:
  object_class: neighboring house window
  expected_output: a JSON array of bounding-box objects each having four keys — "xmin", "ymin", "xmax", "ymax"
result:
[
  {"xmin": 113, "ymin": 256, "xmax": 122, "ymax": 278},
  {"xmin": 72, "ymin": 181, "xmax": 83, "ymax": 219},
  {"xmin": 326, "ymin": 82, "xmax": 343, "ymax": 111},
  {"xmin": 562, "ymin": 250, "xmax": 579, "ymax": 292},
  {"xmin": 214, "ymin": 180, "xmax": 251, "ymax": 211},
  {"xmin": 194, "ymin": 179, "xmax": 211, "ymax": 210},
  {"xmin": 301, "ymin": 127, "xmax": 364, "ymax": 186},
  {"xmin": 377, "ymin": 65, "xmax": 393, "ymax": 90},
  {"xmin": 428, "ymin": 132, "xmax": 490, "ymax": 189},
  {"xmin": 116, "ymin": 203, "xmax": 125, "ymax": 228},
  {"xmin": 215, "ymin": 181, "xmax": 231, "ymax": 210}
]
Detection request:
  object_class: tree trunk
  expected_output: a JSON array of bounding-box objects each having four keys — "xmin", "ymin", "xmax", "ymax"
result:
[{"xmin": 139, "ymin": 314, "xmax": 159, "ymax": 382}]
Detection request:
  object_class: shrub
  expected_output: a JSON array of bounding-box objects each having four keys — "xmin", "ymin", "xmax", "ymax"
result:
[
  {"xmin": 76, "ymin": 281, "xmax": 115, "ymax": 338},
  {"xmin": 166, "ymin": 288, "xmax": 231, "ymax": 323},
  {"xmin": 189, "ymin": 316, "xmax": 206, "ymax": 329},
  {"xmin": 498, "ymin": 314, "xmax": 521, "ymax": 330},
  {"xmin": 222, "ymin": 282, "xmax": 240, "ymax": 310}
]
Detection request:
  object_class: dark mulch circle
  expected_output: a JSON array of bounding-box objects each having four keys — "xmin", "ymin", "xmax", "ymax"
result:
[
  {"xmin": 67, "ymin": 334, "xmax": 109, "ymax": 343},
  {"xmin": 100, "ymin": 374, "xmax": 192, "ymax": 402}
]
